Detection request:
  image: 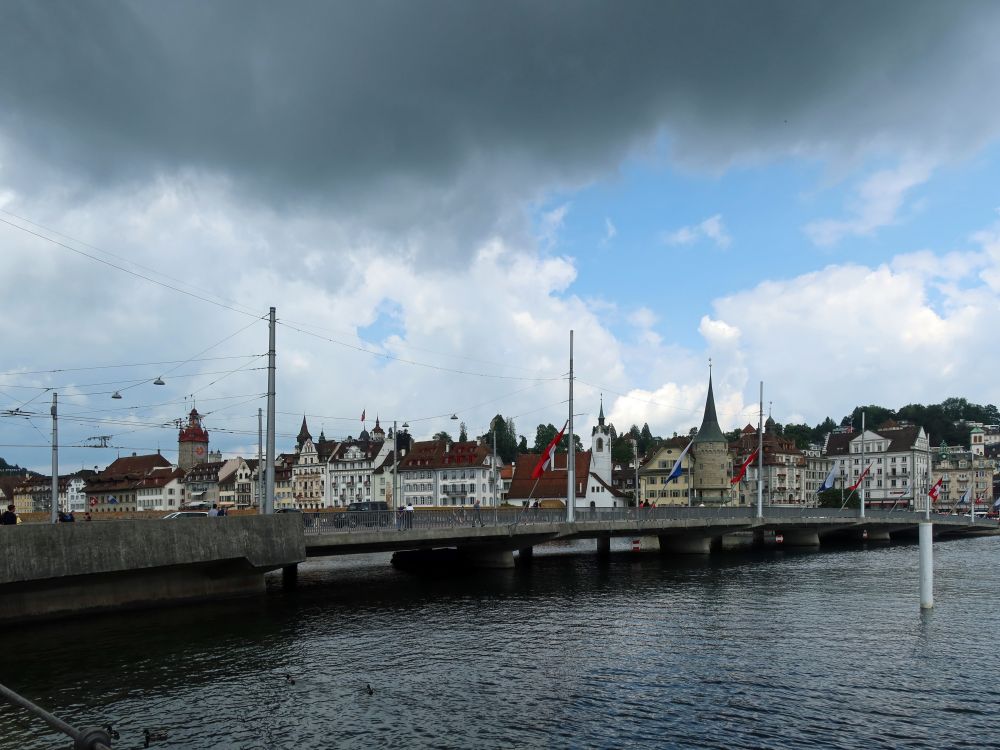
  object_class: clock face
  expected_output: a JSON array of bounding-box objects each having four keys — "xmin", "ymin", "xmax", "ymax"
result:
[{"xmin": 195, "ymin": 446, "xmax": 205, "ymax": 456}]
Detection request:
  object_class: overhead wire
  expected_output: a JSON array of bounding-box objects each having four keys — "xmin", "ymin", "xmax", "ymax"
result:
[
  {"xmin": 0, "ymin": 212, "xmax": 263, "ymax": 319},
  {"xmin": 278, "ymin": 319, "xmax": 562, "ymax": 382}
]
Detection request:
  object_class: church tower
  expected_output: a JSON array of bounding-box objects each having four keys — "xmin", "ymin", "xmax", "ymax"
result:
[
  {"xmin": 296, "ymin": 416, "xmax": 312, "ymax": 453},
  {"xmin": 691, "ymin": 368, "xmax": 733, "ymax": 504},
  {"xmin": 590, "ymin": 395, "xmax": 612, "ymax": 485},
  {"xmin": 178, "ymin": 408, "xmax": 209, "ymax": 471}
]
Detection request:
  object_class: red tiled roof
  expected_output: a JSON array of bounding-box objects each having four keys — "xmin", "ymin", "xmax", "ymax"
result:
[
  {"xmin": 103, "ymin": 453, "xmax": 171, "ymax": 478},
  {"xmin": 507, "ymin": 451, "xmax": 593, "ymax": 500},
  {"xmin": 399, "ymin": 441, "xmax": 489, "ymax": 470}
]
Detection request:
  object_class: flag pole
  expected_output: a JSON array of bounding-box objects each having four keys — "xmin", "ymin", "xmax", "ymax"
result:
[
  {"xmin": 757, "ymin": 381, "xmax": 763, "ymax": 519},
  {"xmin": 567, "ymin": 330, "xmax": 575, "ymax": 523},
  {"xmin": 859, "ymin": 410, "xmax": 866, "ymax": 519}
]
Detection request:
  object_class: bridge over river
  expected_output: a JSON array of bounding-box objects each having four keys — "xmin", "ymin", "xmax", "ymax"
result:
[
  {"xmin": 1, "ymin": 508, "xmax": 993, "ymax": 624},
  {"xmin": 301, "ymin": 506, "xmax": 994, "ymax": 564}
]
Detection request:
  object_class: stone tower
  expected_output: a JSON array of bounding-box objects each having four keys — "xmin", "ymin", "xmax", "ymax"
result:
[
  {"xmin": 590, "ymin": 395, "xmax": 612, "ymax": 485},
  {"xmin": 178, "ymin": 408, "xmax": 209, "ymax": 471},
  {"xmin": 691, "ymin": 371, "xmax": 733, "ymax": 504}
]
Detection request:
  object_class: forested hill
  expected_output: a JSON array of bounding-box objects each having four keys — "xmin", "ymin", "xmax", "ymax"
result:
[
  {"xmin": 0, "ymin": 456, "xmax": 39, "ymax": 477},
  {"xmin": 743, "ymin": 397, "xmax": 998, "ymax": 450}
]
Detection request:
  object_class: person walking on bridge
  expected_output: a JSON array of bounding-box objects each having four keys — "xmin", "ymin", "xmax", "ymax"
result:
[
  {"xmin": 473, "ymin": 499, "xmax": 484, "ymax": 527},
  {"xmin": 1, "ymin": 504, "xmax": 17, "ymax": 525}
]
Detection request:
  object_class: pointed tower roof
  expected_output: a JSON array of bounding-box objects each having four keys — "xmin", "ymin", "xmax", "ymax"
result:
[
  {"xmin": 372, "ymin": 416, "xmax": 385, "ymax": 437},
  {"xmin": 693, "ymin": 372, "xmax": 726, "ymax": 444},
  {"xmin": 598, "ymin": 395, "xmax": 605, "ymax": 426},
  {"xmin": 297, "ymin": 415, "xmax": 312, "ymax": 449}
]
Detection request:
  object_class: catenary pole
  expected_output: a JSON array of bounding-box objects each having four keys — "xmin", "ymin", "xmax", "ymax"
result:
[
  {"xmin": 50, "ymin": 393, "xmax": 58, "ymax": 523},
  {"xmin": 567, "ymin": 330, "xmax": 575, "ymax": 523},
  {"xmin": 265, "ymin": 307, "xmax": 276, "ymax": 514}
]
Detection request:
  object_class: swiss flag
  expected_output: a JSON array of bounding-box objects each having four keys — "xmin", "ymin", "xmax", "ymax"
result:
[
  {"xmin": 928, "ymin": 477, "xmax": 943, "ymax": 502},
  {"xmin": 731, "ymin": 446, "xmax": 760, "ymax": 484},
  {"xmin": 531, "ymin": 421, "xmax": 568, "ymax": 480}
]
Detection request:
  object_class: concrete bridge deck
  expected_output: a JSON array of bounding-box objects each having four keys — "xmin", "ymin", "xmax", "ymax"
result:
[
  {"xmin": 1, "ymin": 507, "xmax": 992, "ymax": 624},
  {"xmin": 302, "ymin": 506, "xmax": 994, "ymax": 559}
]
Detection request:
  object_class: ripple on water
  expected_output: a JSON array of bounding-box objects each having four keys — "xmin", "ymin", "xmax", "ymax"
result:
[{"xmin": 1, "ymin": 539, "xmax": 999, "ymax": 749}]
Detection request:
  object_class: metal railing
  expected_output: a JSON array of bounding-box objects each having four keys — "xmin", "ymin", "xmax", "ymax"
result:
[
  {"xmin": 298, "ymin": 504, "xmax": 983, "ymax": 534},
  {"xmin": 0, "ymin": 681, "xmax": 114, "ymax": 749}
]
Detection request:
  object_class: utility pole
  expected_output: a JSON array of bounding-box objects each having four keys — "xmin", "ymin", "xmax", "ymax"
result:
[
  {"xmin": 860, "ymin": 411, "xmax": 866, "ymax": 519},
  {"xmin": 265, "ymin": 307, "xmax": 276, "ymax": 514},
  {"xmin": 50, "ymin": 393, "xmax": 58, "ymax": 524},
  {"xmin": 392, "ymin": 420, "xmax": 399, "ymax": 511}
]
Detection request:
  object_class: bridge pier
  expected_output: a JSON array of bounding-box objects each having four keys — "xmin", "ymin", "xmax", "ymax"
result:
[
  {"xmin": 658, "ymin": 534, "xmax": 712, "ymax": 554},
  {"xmin": 780, "ymin": 529, "xmax": 820, "ymax": 547},
  {"xmin": 865, "ymin": 528, "xmax": 891, "ymax": 543},
  {"xmin": 720, "ymin": 532, "xmax": 755, "ymax": 551},
  {"xmin": 282, "ymin": 563, "xmax": 298, "ymax": 588},
  {"xmin": 517, "ymin": 546, "xmax": 534, "ymax": 564},
  {"xmin": 596, "ymin": 536, "xmax": 610, "ymax": 557}
]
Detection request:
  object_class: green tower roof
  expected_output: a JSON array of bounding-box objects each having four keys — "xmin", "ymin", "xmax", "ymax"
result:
[{"xmin": 693, "ymin": 373, "xmax": 726, "ymax": 444}]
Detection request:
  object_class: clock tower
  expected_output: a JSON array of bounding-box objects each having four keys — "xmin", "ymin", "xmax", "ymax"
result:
[{"xmin": 178, "ymin": 408, "xmax": 210, "ymax": 470}]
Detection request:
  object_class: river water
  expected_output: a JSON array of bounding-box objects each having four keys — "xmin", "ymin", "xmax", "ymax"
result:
[{"xmin": 2, "ymin": 536, "xmax": 999, "ymax": 749}]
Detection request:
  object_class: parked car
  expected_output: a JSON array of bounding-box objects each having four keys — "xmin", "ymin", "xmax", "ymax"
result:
[
  {"xmin": 332, "ymin": 501, "xmax": 390, "ymax": 529},
  {"xmin": 162, "ymin": 511, "xmax": 209, "ymax": 519}
]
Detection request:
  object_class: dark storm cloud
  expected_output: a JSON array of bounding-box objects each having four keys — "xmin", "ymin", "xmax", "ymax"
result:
[{"xmin": 2, "ymin": 1, "xmax": 998, "ymax": 221}]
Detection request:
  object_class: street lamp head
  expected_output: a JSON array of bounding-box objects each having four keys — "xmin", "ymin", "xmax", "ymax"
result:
[
  {"xmin": 153, "ymin": 377, "xmax": 165, "ymax": 385},
  {"xmin": 402, "ymin": 422, "xmax": 409, "ymax": 429},
  {"xmin": 450, "ymin": 413, "xmax": 458, "ymax": 420},
  {"xmin": 111, "ymin": 391, "xmax": 123, "ymax": 400}
]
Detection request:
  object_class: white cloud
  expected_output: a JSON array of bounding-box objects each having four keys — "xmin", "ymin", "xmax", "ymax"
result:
[
  {"xmin": 538, "ymin": 202, "xmax": 570, "ymax": 249},
  {"xmin": 663, "ymin": 213, "xmax": 732, "ymax": 249},
  {"xmin": 804, "ymin": 159, "xmax": 933, "ymax": 246},
  {"xmin": 603, "ymin": 217, "xmax": 617, "ymax": 244}
]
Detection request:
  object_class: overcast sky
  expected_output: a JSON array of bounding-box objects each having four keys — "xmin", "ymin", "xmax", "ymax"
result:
[{"xmin": 3, "ymin": 0, "xmax": 1000, "ymax": 473}]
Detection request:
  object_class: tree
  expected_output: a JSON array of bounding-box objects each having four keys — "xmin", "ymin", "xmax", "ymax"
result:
[
  {"xmin": 458, "ymin": 421, "xmax": 468, "ymax": 442},
  {"xmin": 432, "ymin": 430, "xmax": 452, "ymax": 444},
  {"xmin": 817, "ymin": 488, "xmax": 854, "ymax": 508},
  {"xmin": 482, "ymin": 414, "xmax": 518, "ymax": 464},
  {"xmin": 782, "ymin": 423, "xmax": 813, "ymax": 449},
  {"xmin": 612, "ymin": 437, "xmax": 636, "ymax": 465},
  {"xmin": 517, "ymin": 436, "xmax": 528, "ymax": 454},
  {"xmin": 533, "ymin": 424, "xmax": 558, "ymax": 453}
]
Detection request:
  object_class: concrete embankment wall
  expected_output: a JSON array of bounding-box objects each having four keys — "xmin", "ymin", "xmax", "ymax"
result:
[{"xmin": 0, "ymin": 515, "xmax": 306, "ymax": 624}]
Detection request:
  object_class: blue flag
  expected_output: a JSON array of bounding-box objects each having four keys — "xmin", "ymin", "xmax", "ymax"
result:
[
  {"xmin": 667, "ymin": 441, "xmax": 693, "ymax": 483},
  {"xmin": 818, "ymin": 465, "xmax": 837, "ymax": 492}
]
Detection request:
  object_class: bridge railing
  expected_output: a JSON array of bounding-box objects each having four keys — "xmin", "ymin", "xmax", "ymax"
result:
[{"xmin": 300, "ymin": 505, "xmax": 948, "ymax": 534}]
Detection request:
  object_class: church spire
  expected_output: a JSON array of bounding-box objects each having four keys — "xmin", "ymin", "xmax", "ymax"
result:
[
  {"xmin": 296, "ymin": 415, "xmax": 312, "ymax": 450},
  {"xmin": 693, "ymin": 368, "xmax": 726, "ymax": 444},
  {"xmin": 598, "ymin": 394, "xmax": 605, "ymax": 426}
]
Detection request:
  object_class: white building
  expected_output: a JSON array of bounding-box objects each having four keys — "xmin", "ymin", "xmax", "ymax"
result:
[{"xmin": 823, "ymin": 422, "xmax": 931, "ymax": 509}]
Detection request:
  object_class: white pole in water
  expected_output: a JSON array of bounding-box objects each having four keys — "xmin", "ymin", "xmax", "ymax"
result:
[{"xmin": 919, "ymin": 521, "xmax": 933, "ymax": 609}]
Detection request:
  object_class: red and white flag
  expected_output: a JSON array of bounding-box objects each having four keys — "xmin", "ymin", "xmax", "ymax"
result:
[
  {"xmin": 731, "ymin": 446, "xmax": 760, "ymax": 484},
  {"xmin": 849, "ymin": 463, "xmax": 872, "ymax": 492},
  {"xmin": 531, "ymin": 421, "xmax": 568, "ymax": 480},
  {"xmin": 361, "ymin": 409, "xmax": 366, "ymax": 423},
  {"xmin": 928, "ymin": 477, "xmax": 943, "ymax": 502}
]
